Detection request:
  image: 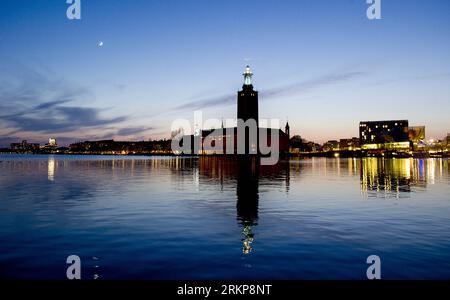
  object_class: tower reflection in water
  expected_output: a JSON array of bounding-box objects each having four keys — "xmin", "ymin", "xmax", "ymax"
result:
[
  {"xmin": 237, "ymin": 158, "xmax": 259, "ymax": 254},
  {"xmin": 197, "ymin": 157, "xmax": 290, "ymax": 255}
]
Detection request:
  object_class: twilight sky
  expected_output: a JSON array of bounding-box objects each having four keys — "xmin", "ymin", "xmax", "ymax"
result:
[{"xmin": 1, "ymin": 0, "xmax": 450, "ymax": 146}]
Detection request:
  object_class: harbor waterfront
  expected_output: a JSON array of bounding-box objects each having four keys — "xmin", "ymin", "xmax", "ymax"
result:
[{"xmin": 1, "ymin": 154, "xmax": 450, "ymax": 279}]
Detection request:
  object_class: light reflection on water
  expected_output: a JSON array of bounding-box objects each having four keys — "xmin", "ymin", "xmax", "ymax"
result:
[{"xmin": 0, "ymin": 155, "xmax": 450, "ymax": 279}]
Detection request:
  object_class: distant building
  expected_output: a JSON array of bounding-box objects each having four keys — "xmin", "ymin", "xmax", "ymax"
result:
[
  {"xmin": 408, "ymin": 126, "xmax": 426, "ymax": 151},
  {"xmin": 69, "ymin": 140, "xmax": 172, "ymax": 154},
  {"xmin": 10, "ymin": 140, "xmax": 40, "ymax": 152},
  {"xmin": 359, "ymin": 120, "xmax": 410, "ymax": 151},
  {"xmin": 408, "ymin": 126, "xmax": 425, "ymax": 143},
  {"xmin": 42, "ymin": 137, "xmax": 59, "ymax": 151},
  {"xmin": 339, "ymin": 138, "xmax": 360, "ymax": 151},
  {"xmin": 48, "ymin": 138, "xmax": 57, "ymax": 147},
  {"xmin": 289, "ymin": 135, "xmax": 302, "ymax": 153},
  {"xmin": 307, "ymin": 142, "xmax": 321, "ymax": 152},
  {"xmin": 322, "ymin": 140, "xmax": 339, "ymax": 152}
]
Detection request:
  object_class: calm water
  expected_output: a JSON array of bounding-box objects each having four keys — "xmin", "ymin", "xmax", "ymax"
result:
[{"xmin": 1, "ymin": 155, "xmax": 450, "ymax": 280}]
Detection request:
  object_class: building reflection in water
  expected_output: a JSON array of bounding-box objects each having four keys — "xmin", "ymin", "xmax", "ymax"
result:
[
  {"xmin": 197, "ymin": 157, "xmax": 290, "ymax": 255},
  {"xmin": 359, "ymin": 158, "xmax": 446, "ymax": 198},
  {"xmin": 47, "ymin": 156, "xmax": 55, "ymax": 182},
  {"xmin": 236, "ymin": 158, "xmax": 259, "ymax": 254}
]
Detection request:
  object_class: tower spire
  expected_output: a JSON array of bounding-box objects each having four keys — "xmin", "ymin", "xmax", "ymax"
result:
[
  {"xmin": 243, "ymin": 65, "xmax": 253, "ymax": 86},
  {"xmin": 285, "ymin": 119, "xmax": 290, "ymax": 139}
]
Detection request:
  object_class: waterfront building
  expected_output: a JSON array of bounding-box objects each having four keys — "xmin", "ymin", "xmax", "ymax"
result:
[
  {"xmin": 359, "ymin": 120, "xmax": 410, "ymax": 151},
  {"xmin": 42, "ymin": 137, "xmax": 59, "ymax": 151},
  {"xmin": 48, "ymin": 138, "xmax": 57, "ymax": 147},
  {"xmin": 446, "ymin": 134, "xmax": 450, "ymax": 153},
  {"xmin": 408, "ymin": 126, "xmax": 426, "ymax": 150},
  {"xmin": 322, "ymin": 140, "xmax": 339, "ymax": 152},
  {"xmin": 182, "ymin": 66, "xmax": 289, "ymax": 156},
  {"xmin": 69, "ymin": 140, "xmax": 172, "ymax": 154},
  {"xmin": 10, "ymin": 140, "xmax": 40, "ymax": 152},
  {"xmin": 339, "ymin": 138, "xmax": 360, "ymax": 151}
]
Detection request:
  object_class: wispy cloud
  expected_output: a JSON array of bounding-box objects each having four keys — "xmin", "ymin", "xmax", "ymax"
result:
[
  {"xmin": 172, "ymin": 94, "xmax": 236, "ymax": 111},
  {"xmin": 263, "ymin": 71, "xmax": 366, "ymax": 98},
  {"xmin": 170, "ymin": 70, "xmax": 366, "ymax": 112},
  {"xmin": 34, "ymin": 100, "xmax": 72, "ymax": 110},
  {"xmin": 116, "ymin": 126, "xmax": 154, "ymax": 136},
  {"xmin": 2, "ymin": 106, "xmax": 127, "ymax": 135},
  {"xmin": 0, "ymin": 67, "xmax": 129, "ymax": 136}
]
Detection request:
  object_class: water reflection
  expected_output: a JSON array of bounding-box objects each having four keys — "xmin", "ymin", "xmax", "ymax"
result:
[
  {"xmin": 236, "ymin": 158, "xmax": 259, "ymax": 254},
  {"xmin": 47, "ymin": 156, "xmax": 55, "ymax": 181},
  {"xmin": 1, "ymin": 155, "xmax": 450, "ymax": 279},
  {"xmin": 196, "ymin": 157, "xmax": 448, "ymax": 253},
  {"xmin": 196, "ymin": 157, "xmax": 290, "ymax": 254},
  {"xmin": 360, "ymin": 158, "xmax": 449, "ymax": 198},
  {"xmin": 361, "ymin": 158, "xmax": 413, "ymax": 197}
]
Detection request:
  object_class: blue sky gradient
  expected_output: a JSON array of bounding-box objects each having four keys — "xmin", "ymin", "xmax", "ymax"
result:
[{"xmin": 1, "ymin": 0, "xmax": 449, "ymax": 146}]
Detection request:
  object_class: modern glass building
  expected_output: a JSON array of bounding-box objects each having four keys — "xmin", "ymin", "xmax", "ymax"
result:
[{"xmin": 359, "ymin": 120, "xmax": 410, "ymax": 151}]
